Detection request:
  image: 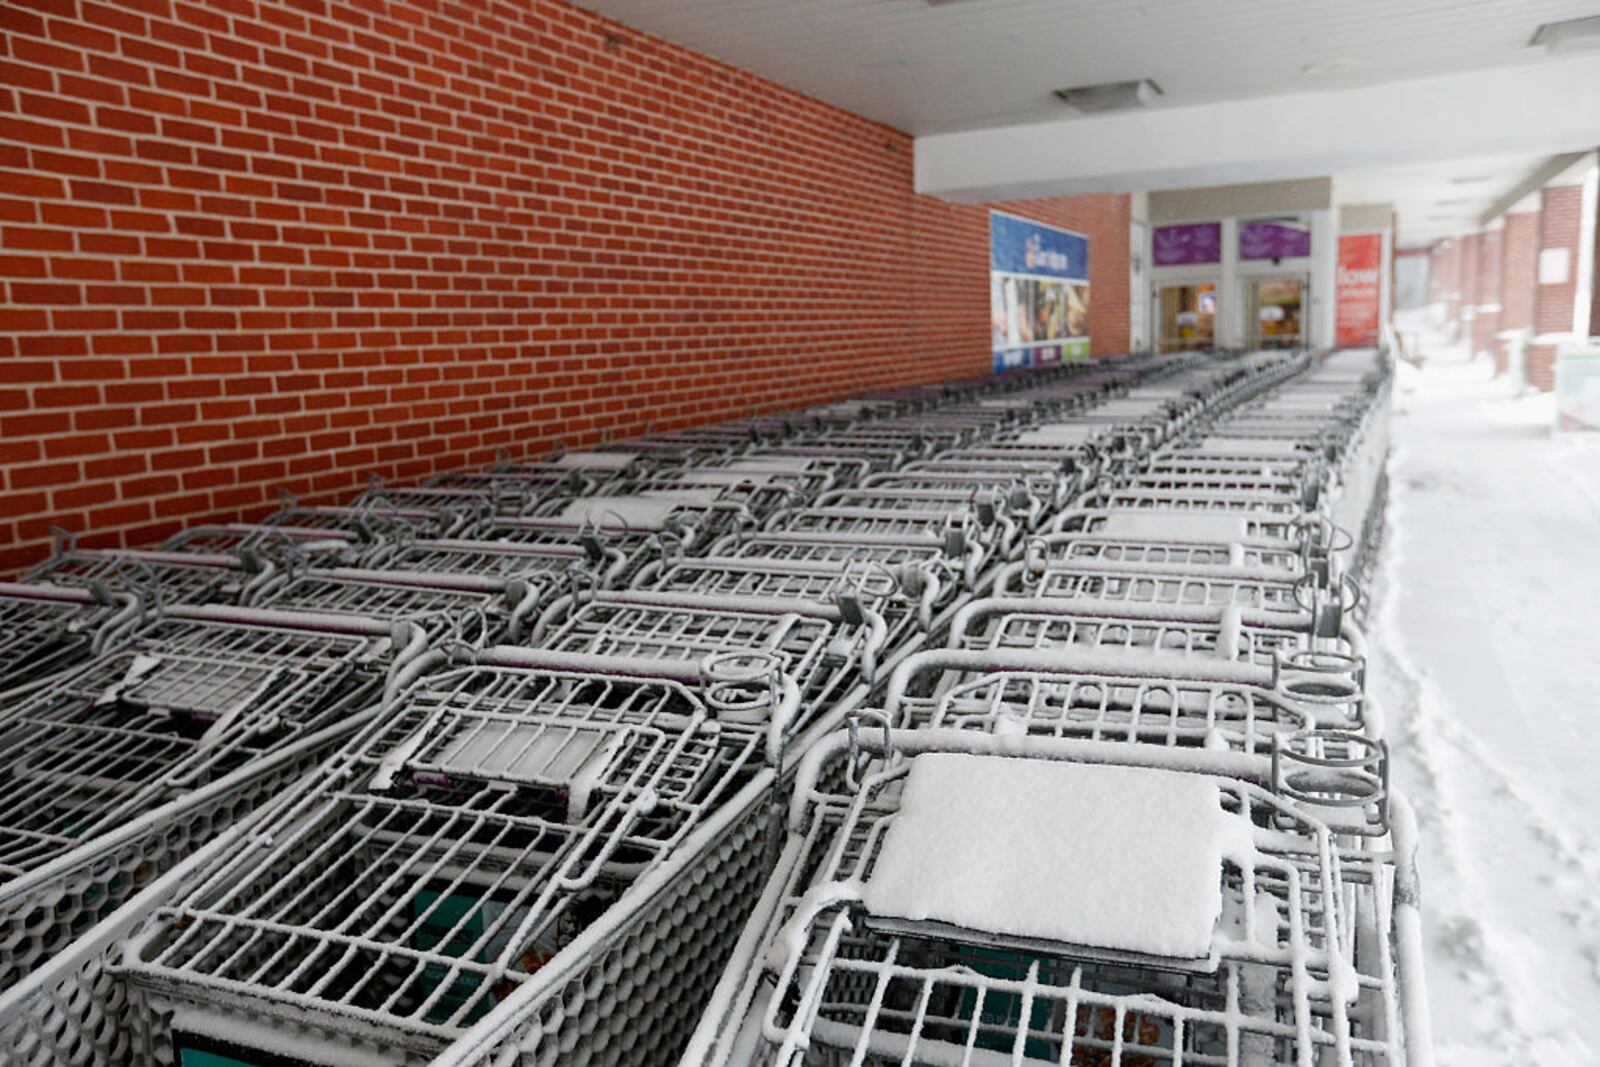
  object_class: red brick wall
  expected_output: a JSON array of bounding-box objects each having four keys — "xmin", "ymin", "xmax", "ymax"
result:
[
  {"xmin": 1428, "ymin": 239, "xmax": 1459, "ymax": 321},
  {"xmin": 1534, "ymin": 185, "xmax": 1583, "ymax": 334},
  {"xmin": 1498, "ymin": 212, "xmax": 1539, "ymax": 332},
  {"xmin": 0, "ymin": 0, "xmax": 1130, "ymax": 571},
  {"xmin": 1495, "ymin": 211, "xmax": 1538, "ymax": 375},
  {"xmin": 1529, "ymin": 184, "xmax": 1584, "ymax": 390},
  {"xmin": 1457, "ymin": 232, "xmax": 1481, "ymax": 346},
  {"xmin": 1470, "ymin": 226, "xmax": 1501, "ymax": 360}
]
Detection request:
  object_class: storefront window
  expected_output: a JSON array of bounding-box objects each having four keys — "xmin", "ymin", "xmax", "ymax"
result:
[
  {"xmin": 1159, "ymin": 283, "xmax": 1217, "ymax": 351},
  {"xmin": 1248, "ymin": 277, "xmax": 1305, "ymax": 349}
]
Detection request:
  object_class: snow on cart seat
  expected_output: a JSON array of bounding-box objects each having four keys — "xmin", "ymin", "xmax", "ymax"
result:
[
  {"xmin": 556, "ymin": 495, "xmax": 687, "ymax": 529},
  {"xmin": 1193, "ymin": 436, "xmax": 1306, "ymax": 456},
  {"xmin": 1011, "ymin": 425, "xmax": 1098, "ymax": 446},
  {"xmin": 861, "ymin": 753, "xmax": 1251, "ymax": 961},
  {"xmin": 636, "ymin": 488, "xmax": 725, "ymax": 505},
  {"xmin": 550, "ymin": 450, "xmax": 639, "ymax": 470},
  {"xmin": 1093, "ymin": 510, "xmax": 1257, "ymax": 543},
  {"xmin": 1085, "ymin": 398, "xmax": 1171, "ymax": 417},
  {"xmin": 723, "ymin": 457, "xmax": 820, "ymax": 474}
]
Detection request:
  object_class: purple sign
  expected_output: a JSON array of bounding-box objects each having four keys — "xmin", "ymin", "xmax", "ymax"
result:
[
  {"xmin": 1240, "ymin": 219, "xmax": 1311, "ymax": 260},
  {"xmin": 1152, "ymin": 222, "xmax": 1222, "ymax": 266}
]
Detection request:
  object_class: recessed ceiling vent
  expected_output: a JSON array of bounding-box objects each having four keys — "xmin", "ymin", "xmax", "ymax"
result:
[
  {"xmin": 1054, "ymin": 79, "xmax": 1163, "ymax": 113},
  {"xmin": 1532, "ymin": 16, "xmax": 1600, "ymax": 52}
]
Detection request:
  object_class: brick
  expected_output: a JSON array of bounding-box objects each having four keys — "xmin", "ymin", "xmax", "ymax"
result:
[
  {"xmin": 0, "ymin": 0, "xmax": 1132, "ymax": 572},
  {"xmin": 10, "ymin": 461, "xmax": 80, "ymax": 490},
  {"xmin": 10, "ymin": 281, "xmax": 81, "ymax": 304}
]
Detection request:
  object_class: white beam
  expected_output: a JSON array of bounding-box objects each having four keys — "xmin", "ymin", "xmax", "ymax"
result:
[{"xmin": 915, "ymin": 56, "xmax": 1600, "ymax": 202}]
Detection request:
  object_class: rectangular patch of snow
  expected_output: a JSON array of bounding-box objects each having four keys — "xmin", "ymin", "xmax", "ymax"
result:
[
  {"xmin": 723, "ymin": 457, "xmax": 816, "ymax": 474},
  {"xmin": 1094, "ymin": 510, "xmax": 1254, "ymax": 543},
  {"xmin": 862, "ymin": 753, "xmax": 1247, "ymax": 961},
  {"xmin": 666, "ymin": 471, "xmax": 777, "ymax": 489},
  {"xmin": 1012, "ymin": 425, "xmax": 1096, "ymax": 446},
  {"xmin": 557, "ymin": 496, "xmax": 681, "ymax": 529},
  {"xmin": 637, "ymin": 488, "xmax": 724, "ymax": 505},
  {"xmin": 1089, "ymin": 399, "xmax": 1168, "ymax": 418},
  {"xmin": 1195, "ymin": 436, "xmax": 1304, "ymax": 457},
  {"xmin": 551, "ymin": 450, "xmax": 638, "ymax": 470}
]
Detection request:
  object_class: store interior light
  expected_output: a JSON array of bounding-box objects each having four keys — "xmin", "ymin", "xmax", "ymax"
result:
[{"xmin": 1531, "ymin": 16, "xmax": 1600, "ymax": 52}]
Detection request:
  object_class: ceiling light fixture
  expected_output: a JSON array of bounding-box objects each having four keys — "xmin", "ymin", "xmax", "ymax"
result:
[
  {"xmin": 1053, "ymin": 79, "xmax": 1163, "ymax": 113},
  {"xmin": 1532, "ymin": 16, "xmax": 1600, "ymax": 52},
  {"xmin": 1450, "ymin": 175, "xmax": 1492, "ymax": 184}
]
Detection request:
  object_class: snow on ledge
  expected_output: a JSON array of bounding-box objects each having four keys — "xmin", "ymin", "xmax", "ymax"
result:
[{"xmin": 861, "ymin": 753, "xmax": 1255, "ymax": 962}]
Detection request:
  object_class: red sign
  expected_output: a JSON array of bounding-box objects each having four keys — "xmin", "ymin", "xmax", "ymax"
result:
[{"xmin": 1336, "ymin": 233, "xmax": 1383, "ymax": 347}]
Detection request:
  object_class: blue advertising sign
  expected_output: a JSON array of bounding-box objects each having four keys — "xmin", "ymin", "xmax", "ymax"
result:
[{"xmin": 990, "ymin": 211, "xmax": 1090, "ymax": 371}]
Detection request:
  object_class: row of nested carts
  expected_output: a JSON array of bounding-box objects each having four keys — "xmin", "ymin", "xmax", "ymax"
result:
[{"xmin": 0, "ymin": 348, "xmax": 1426, "ymax": 1067}]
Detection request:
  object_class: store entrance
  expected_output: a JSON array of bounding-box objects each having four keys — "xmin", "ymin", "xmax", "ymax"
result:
[
  {"xmin": 1157, "ymin": 283, "xmax": 1217, "ymax": 352},
  {"xmin": 1246, "ymin": 275, "xmax": 1306, "ymax": 349}
]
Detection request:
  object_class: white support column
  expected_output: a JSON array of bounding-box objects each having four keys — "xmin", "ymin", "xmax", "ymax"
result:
[
  {"xmin": 1310, "ymin": 209, "xmax": 1337, "ymax": 351},
  {"xmin": 1574, "ymin": 158, "xmax": 1598, "ymax": 340}
]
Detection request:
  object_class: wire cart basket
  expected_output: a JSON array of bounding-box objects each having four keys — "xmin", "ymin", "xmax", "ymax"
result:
[
  {"xmin": 4, "ymin": 648, "xmax": 803, "ymax": 1066},
  {"xmin": 678, "ymin": 727, "xmax": 1429, "ymax": 1067},
  {"xmin": 0, "ymin": 604, "xmax": 423, "ymax": 991},
  {"xmin": 0, "ymin": 582, "xmax": 142, "ymax": 692}
]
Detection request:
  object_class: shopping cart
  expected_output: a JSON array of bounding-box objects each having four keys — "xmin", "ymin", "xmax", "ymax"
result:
[
  {"xmin": 349, "ymin": 474, "xmax": 536, "ymax": 522},
  {"xmin": 618, "ymin": 464, "xmax": 837, "ymax": 529},
  {"xmin": 161, "ymin": 520, "xmax": 371, "ymax": 566},
  {"xmin": 25, "ymin": 530, "xmax": 274, "ymax": 607},
  {"xmin": 20, "ymin": 648, "xmax": 804, "ymax": 1065},
  {"xmin": 429, "ymin": 448, "xmax": 655, "ymax": 499},
  {"xmin": 0, "ymin": 604, "xmax": 423, "ymax": 990},
  {"xmin": 705, "ymin": 453, "xmax": 873, "ymax": 492},
  {"xmin": 634, "ymin": 553, "xmax": 942, "ymax": 668},
  {"xmin": 877, "ymin": 459, "xmax": 1087, "ymax": 511},
  {"xmin": 1046, "ymin": 506, "xmax": 1315, "ymax": 549},
  {"xmin": 797, "ymin": 486, "xmax": 1038, "ymax": 552},
  {"xmin": 0, "ymin": 582, "xmax": 141, "ymax": 691},
  {"xmin": 761, "ymin": 497, "xmax": 1002, "ymax": 553},
  {"xmin": 367, "ymin": 532, "xmax": 630, "ymax": 589},
  {"xmin": 269, "ymin": 497, "xmax": 483, "ymax": 542},
  {"xmin": 678, "ymin": 727, "xmax": 1430, "ymax": 1067},
  {"xmin": 704, "ymin": 528, "xmax": 980, "ymax": 598},
  {"xmin": 481, "ymin": 493, "xmax": 730, "ymax": 564},
  {"xmin": 0, "ymin": 348, "xmax": 1413, "ymax": 1067},
  {"xmin": 531, "ymin": 588, "xmax": 882, "ymax": 722},
  {"xmin": 946, "ymin": 595, "xmax": 1365, "ymax": 666},
  {"xmin": 881, "ymin": 644, "xmax": 1379, "ymax": 773},
  {"xmin": 253, "ymin": 562, "xmax": 544, "ymax": 643}
]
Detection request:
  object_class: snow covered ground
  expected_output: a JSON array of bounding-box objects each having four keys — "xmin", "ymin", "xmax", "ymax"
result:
[{"xmin": 1369, "ymin": 317, "xmax": 1600, "ymax": 1066}]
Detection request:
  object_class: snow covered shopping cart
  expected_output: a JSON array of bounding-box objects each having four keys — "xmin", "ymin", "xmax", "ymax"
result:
[
  {"xmin": 0, "ymin": 604, "xmax": 424, "ymax": 991},
  {"xmin": 677, "ymin": 727, "xmax": 1432, "ymax": 1067},
  {"xmin": 0, "ymin": 647, "xmax": 812, "ymax": 1067}
]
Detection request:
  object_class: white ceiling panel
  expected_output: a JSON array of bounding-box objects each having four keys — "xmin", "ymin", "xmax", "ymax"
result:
[
  {"xmin": 1336, "ymin": 153, "xmax": 1561, "ymax": 248},
  {"xmin": 574, "ymin": 0, "xmax": 1599, "ymax": 136}
]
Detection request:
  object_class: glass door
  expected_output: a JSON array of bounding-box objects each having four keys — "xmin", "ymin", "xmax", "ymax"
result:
[
  {"xmin": 1246, "ymin": 275, "xmax": 1306, "ymax": 349},
  {"xmin": 1158, "ymin": 283, "xmax": 1217, "ymax": 352}
]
